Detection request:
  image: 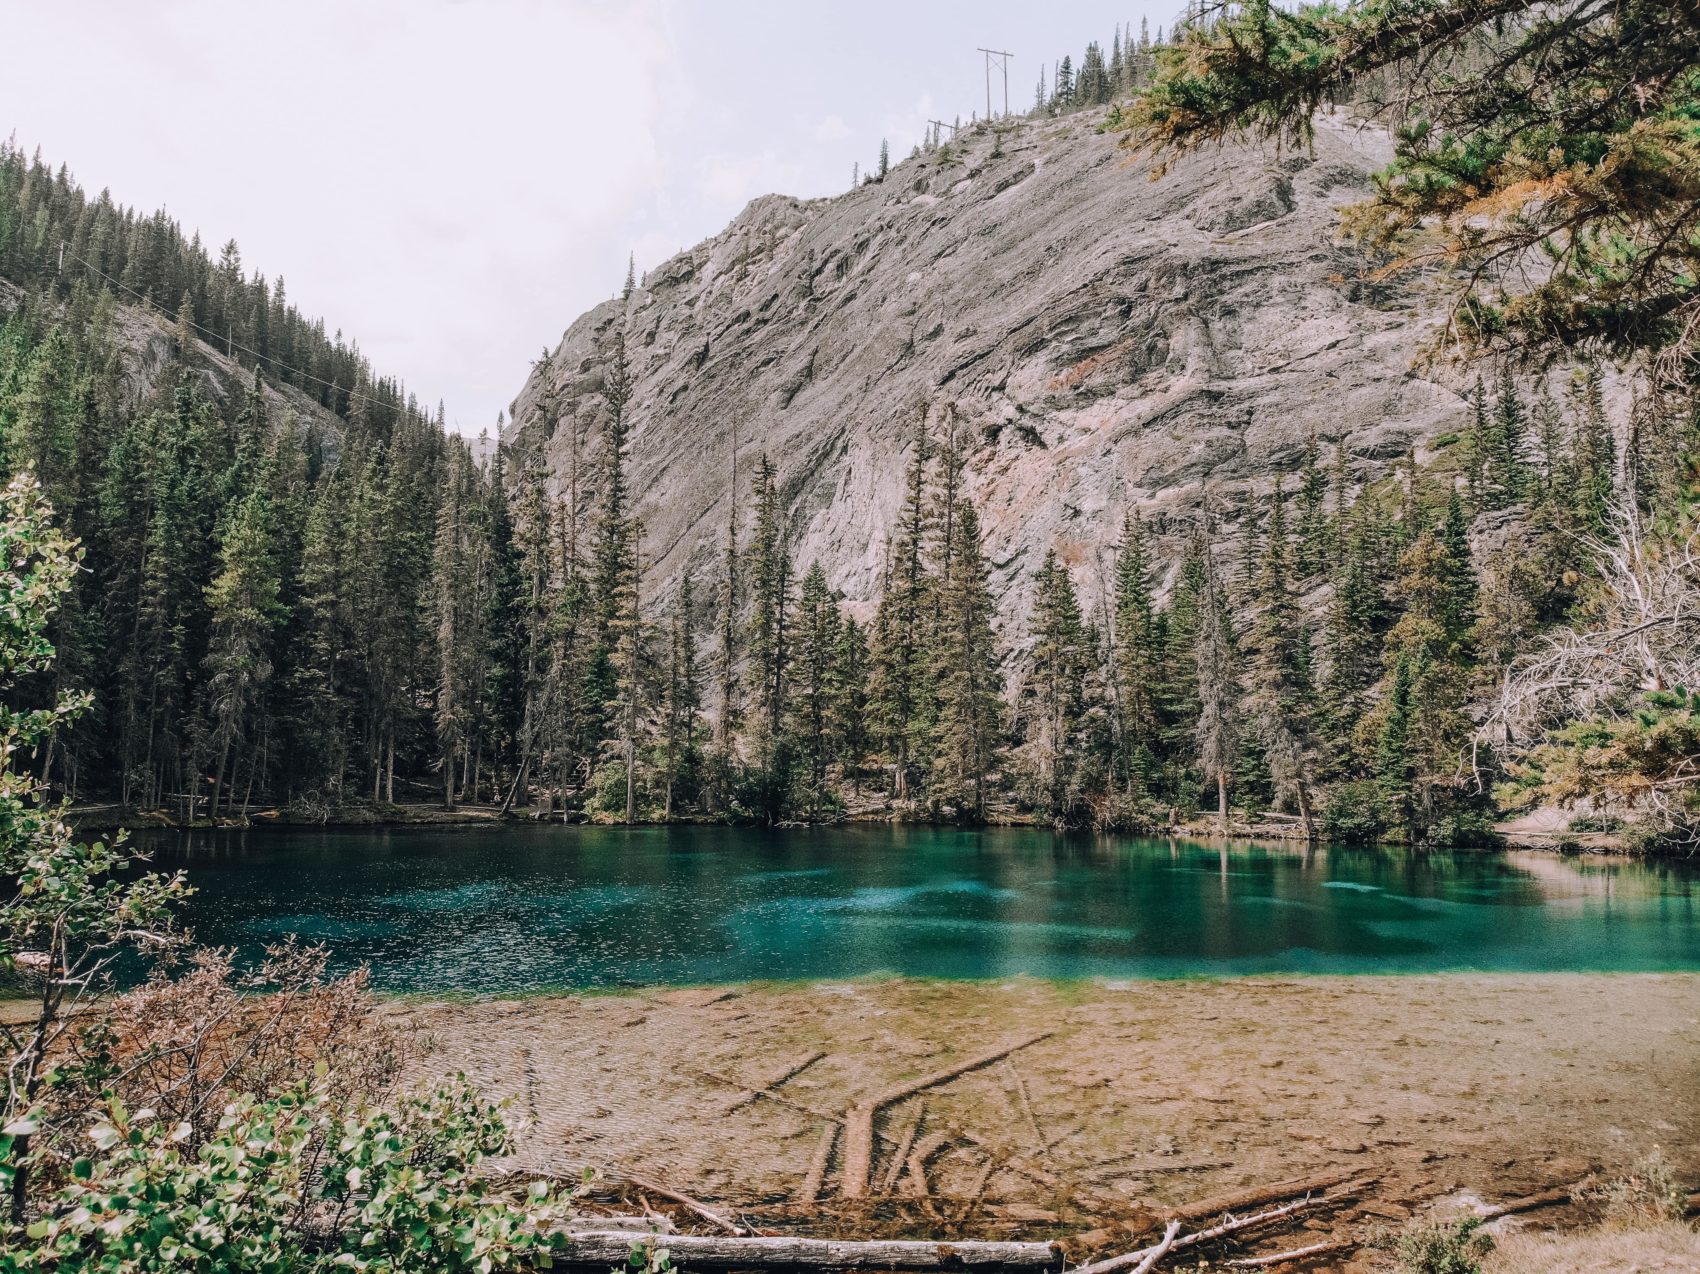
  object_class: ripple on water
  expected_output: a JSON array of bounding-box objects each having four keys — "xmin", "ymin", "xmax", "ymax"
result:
[{"xmin": 243, "ymin": 914, "xmax": 403, "ymax": 941}]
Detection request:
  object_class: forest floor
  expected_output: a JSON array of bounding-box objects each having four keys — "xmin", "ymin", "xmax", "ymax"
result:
[{"xmin": 397, "ymin": 974, "xmax": 1700, "ymax": 1271}]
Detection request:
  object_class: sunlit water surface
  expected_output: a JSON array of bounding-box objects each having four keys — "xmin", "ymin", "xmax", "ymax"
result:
[{"xmin": 128, "ymin": 824, "xmax": 1700, "ymax": 993}]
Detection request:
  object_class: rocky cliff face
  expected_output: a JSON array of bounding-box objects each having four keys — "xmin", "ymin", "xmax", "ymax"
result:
[{"xmin": 507, "ymin": 110, "xmax": 1466, "ymax": 642}]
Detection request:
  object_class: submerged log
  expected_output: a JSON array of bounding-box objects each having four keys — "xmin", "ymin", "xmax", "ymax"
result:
[
  {"xmin": 563, "ymin": 1232, "xmax": 1063, "ymax": 1269},
  {"xmin": 1166, "ymin": 1168, "xmax": 1366, "ymax": 1222},
  {"xmin": 840, "ymin": 1031, "xmax": 1053, "ymax": 1198}
]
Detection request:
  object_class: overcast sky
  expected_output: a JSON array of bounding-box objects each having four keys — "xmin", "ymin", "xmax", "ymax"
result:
[{"xmin": 2, "ymin": 1, "xmax": 1166, "ymax": 434}]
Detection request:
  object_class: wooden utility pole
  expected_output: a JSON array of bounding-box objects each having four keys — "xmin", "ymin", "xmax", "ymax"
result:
[{"xmin": 978, "ymin": 47, "xmax": 1013, "ymax": 118}]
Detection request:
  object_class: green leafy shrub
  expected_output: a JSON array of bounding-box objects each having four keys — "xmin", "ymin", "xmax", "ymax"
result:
[
  {"xmin": 1395, "ymin": 1216, "xmax": 1493, "ymax": 1274},
  {"xmin": 6, "ymin": 1079, "xmax": 570, "ymax": 1273},
  {"xmin": 1322, "ymin": 780, "xmax": 1387, "ymax": 844}
]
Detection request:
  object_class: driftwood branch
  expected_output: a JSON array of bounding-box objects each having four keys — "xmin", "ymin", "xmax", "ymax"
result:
[
  {"xmin": 1167, "ymin": 1168, "xmax": 1365, "ymax": 1222},
  {"xmin": 841, "ymin": 1032, "xmax": 1052, "ymax": 1198},
  {"xmin": 1130, "ymin": 1221, "xmax": 1181, "ymax": 1274},
  {"xmin": 1068, "ymin": 1188, "xmax": 1359, "ymax": 1274},
  {"xmin": 1224, "ymin": 1239, "xmax": 1353, "ymax": 1268},
  {"xmin": 564, "ymin": 1232, "xmax": 1062, "ymax": 1269},
  {"xmin": 618, "ymin": 1171, "xmax": 747, "ymax": 1235}
]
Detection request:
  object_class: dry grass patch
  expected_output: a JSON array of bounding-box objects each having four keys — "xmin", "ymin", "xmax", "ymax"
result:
[{"xmin": 1484, "ymin": 1221, "xmax": 1700, "ymax": 1274}]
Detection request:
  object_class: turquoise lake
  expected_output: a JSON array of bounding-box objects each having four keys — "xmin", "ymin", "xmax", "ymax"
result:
[{"xmin": 131, "ymin": 824, "xmax": 1700, "ymax": 993}]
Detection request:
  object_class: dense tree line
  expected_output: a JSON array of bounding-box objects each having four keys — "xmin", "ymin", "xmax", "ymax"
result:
[
  {"xmin": 1031, "ymin": 20, "xmax": 1164, "ymax": 118},
  {"xmin": 3, "ymin": 140, "xmax": 1694, "ymax": 846},
  {"xmin": 1, "ymin": 143, "xmax": 451, "ymax": 817}
]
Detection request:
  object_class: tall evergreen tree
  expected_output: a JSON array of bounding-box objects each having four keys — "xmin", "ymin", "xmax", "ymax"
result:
[
  {"xmin": 1247, "ymin": 479, "xmax": 1319, "ymax": 836},
  {"xmin": 199, "ymin": 489, "xmax": 281, "ymax": 818},
  {"xmin": 1191, "ymin": 532, "xmax": 1239, "ymax": 831},
  {"xmin": 1022, "ymin": 549, "xmax": 1090, "ymax": 824},
  {"xmin": 1110, "ymin": 511, "xmax": 1161, "ymax": 793},
  {"xmin": 930, "ymin": 503, "xmax": 1002, "ymax": 819},
  {"xmin": 792, "ymin": 563, "xmax": 840, "ymax": 819},
  {"xmin": 659, "ymin": 575, "xmax": 701, "ymax": 818},
  {"xmin": 868, "ymin": 413, "xmax": 935, "ymax": 798}
]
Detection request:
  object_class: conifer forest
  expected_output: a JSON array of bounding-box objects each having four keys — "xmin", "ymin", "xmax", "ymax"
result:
[{"xmin": 1, "ymin": 11, "xmax": 1697, "ymax": 855}]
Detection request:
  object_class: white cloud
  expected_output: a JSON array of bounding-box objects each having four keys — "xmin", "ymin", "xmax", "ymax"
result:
[
  {"xmin": 697, "ymin": 150, "xmax": 810, "ymax": 216},
  {"xmin": 811, "ymin": 114, "xmax": 853, "ymax": 142}
]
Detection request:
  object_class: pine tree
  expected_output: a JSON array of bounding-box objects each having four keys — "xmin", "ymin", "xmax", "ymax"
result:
[
  {"xmin": 793, "ymin": 563, "xmax": 840, "ymax": 819},
  {"xmin": 1295, "ymin": 432, "xmax": 1328, "ymax": 578},
  {"xmin": 746, "ymin": 455, "xmax": 790, "ymax": 742},
  {"xmin": 430, "ymin": 443, "xmax": 488, "ymax": 808},
  {"xmin": 878, "ymin": 139, "xmax": 890, "ymax": 180},
  {"xmin": 868, "ymin": 413, "xmax": 934, "ymax": 798},
  {"xmin": 1481, "ymin": 365, "xmax": 1529, "ymax": 506},
  {"xmin": 1438, "ymin": 487, "xmax": 1477, "ymax": 648},
  {"xmin": 659, "ymin": 576, "xmax": 701, "ymax": 819},
  {"xmin": 622, "ymin": 252, "xmax": 636, "ymax": 300},
  {"xmin": 200, "ymin": 489, "xmax": 281, "ymax": 818},
  {"xmin": 1323, "ymin": 498, "xmax": 1388, "ymax": 765},
  {"xmin": 1054, "ymin": 55, "xmax": 1075, "ymax": 109},
  {"xmin": 1110, "ymin": 511, "xmax": 1160, "ymax": 792},
  {"xmin": 1023, "ymin": 549, "xmax": 1090, "ymax": 824},
  {"xmin": 829, "ymin": 616, "xmax": 870, "ymax": 780},
  {"xmin": 930, "ymin": 503, "xmax": 1002, "ymax": 820},
  {"xmin": 715, "ymin": 437, "xmax": 741, "ymax": 754},
  {"xmin": 1247, "ymin": 479, "xmax": 1319, "ymax": 836},
  {"xmin": 1571, "ymin": 366, "xmax": 1617, "ymax": 534},
  {"xmin": 607, "ymin": 522, "xmax": 648, "ymax": 824},
  {"xmin": 1463, "ymin": 377, "xmax": 1490, "ymax": 504},
  {"xmin": 1372, "ymin": 527, "xmax": 1476, "ymax": 842},
  {"xmin": 1192, "ymin": 532, "xmax": 1239, "ymax": 831}
]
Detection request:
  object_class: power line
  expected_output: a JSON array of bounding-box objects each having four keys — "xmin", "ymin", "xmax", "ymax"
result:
[
  {"xmin": 57, "ymin": 241, "xmax": 400, "ymax": 412},
  {"xmin": 977, "ymin": 47, "xmax": 1013, "ymax": 119}
]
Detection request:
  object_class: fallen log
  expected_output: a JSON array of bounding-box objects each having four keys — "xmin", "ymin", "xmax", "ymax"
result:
[
  {"xmin": 841, "ymin": 1031, "xmax": 1052, "ymax": 1198},
  {"xmin": 1167, "ymin": 1167, "xmax": 1366, "ymax": 1222},
  {"xmin": 563, "ymin": 1232, "xmax": 1063, "ymax": 1269},
  {"xmin": 723, "ymin": 1051, "xmax": 828, "ymax": 1116},
  {"xmin": 1005, "ymin": 1062, "xmax": 1046, "ymax": 1155},
  {"xmin": 798, "ymin": 1123, "xmax": 840, "ymax": 1203},
  {"xmin": 1476, "ymin": 1183, "xmax": 1578, "ymax": 1221},
  {"xmin": 1085, "ymin": 1156, "xmax": 1233, "ymax": 1180},
  {"xmin": 1224, "ymin": 1239, "xmax": 1353, "ymax": 1268},
  {"xmin": 617, "ymin": 1171, "xmax": 747, "ymax": 1236},
  {"xmin": 1129, "ymin": 1221, "xmax": 1180, "ymax": 1274},
  {"xmin": 906, "ymin": 1131, "xmax": 954, "ymax": 1198},
  {"xmin": 957, "ymin": 1153, "xmax": 1000, "ymax": 1224},
  {"xmin": 879, "ymin": 1104, "xmax": 925, "ymax": 1195},
  {"xmin": 698, "ymin": 1072, "xmax": 1056, "ymax": 1191},
  {"xmin": 1067, "ymin": 1194, "xmax": 1340, "ymax": 1274}
]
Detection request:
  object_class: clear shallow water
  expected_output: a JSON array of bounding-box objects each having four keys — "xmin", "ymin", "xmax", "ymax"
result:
[{"xmin": 128, "ymin": 824, "xmax": 1700, "ymax": 993}]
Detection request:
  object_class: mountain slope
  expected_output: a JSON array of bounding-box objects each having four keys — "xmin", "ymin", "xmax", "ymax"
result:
[
  {"xmin": 0, "ymin": 275, "xmax": 349, "ymax": 444},
  {"xmin": 508, "ymin": 110, "xmax": 1462, "ymax": 639}
]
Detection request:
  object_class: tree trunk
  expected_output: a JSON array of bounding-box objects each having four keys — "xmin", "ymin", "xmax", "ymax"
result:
[
  {"xmin": 1217, "ymin": 772, "xmax": 1229, "ymax": 835},
  {"xmin": 209, "ymin": 736, "xmax": 230, "ymax": 822},
  {"xmin": 624, "ymin": 731, "xmax": 636, "ymax": 825}
]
